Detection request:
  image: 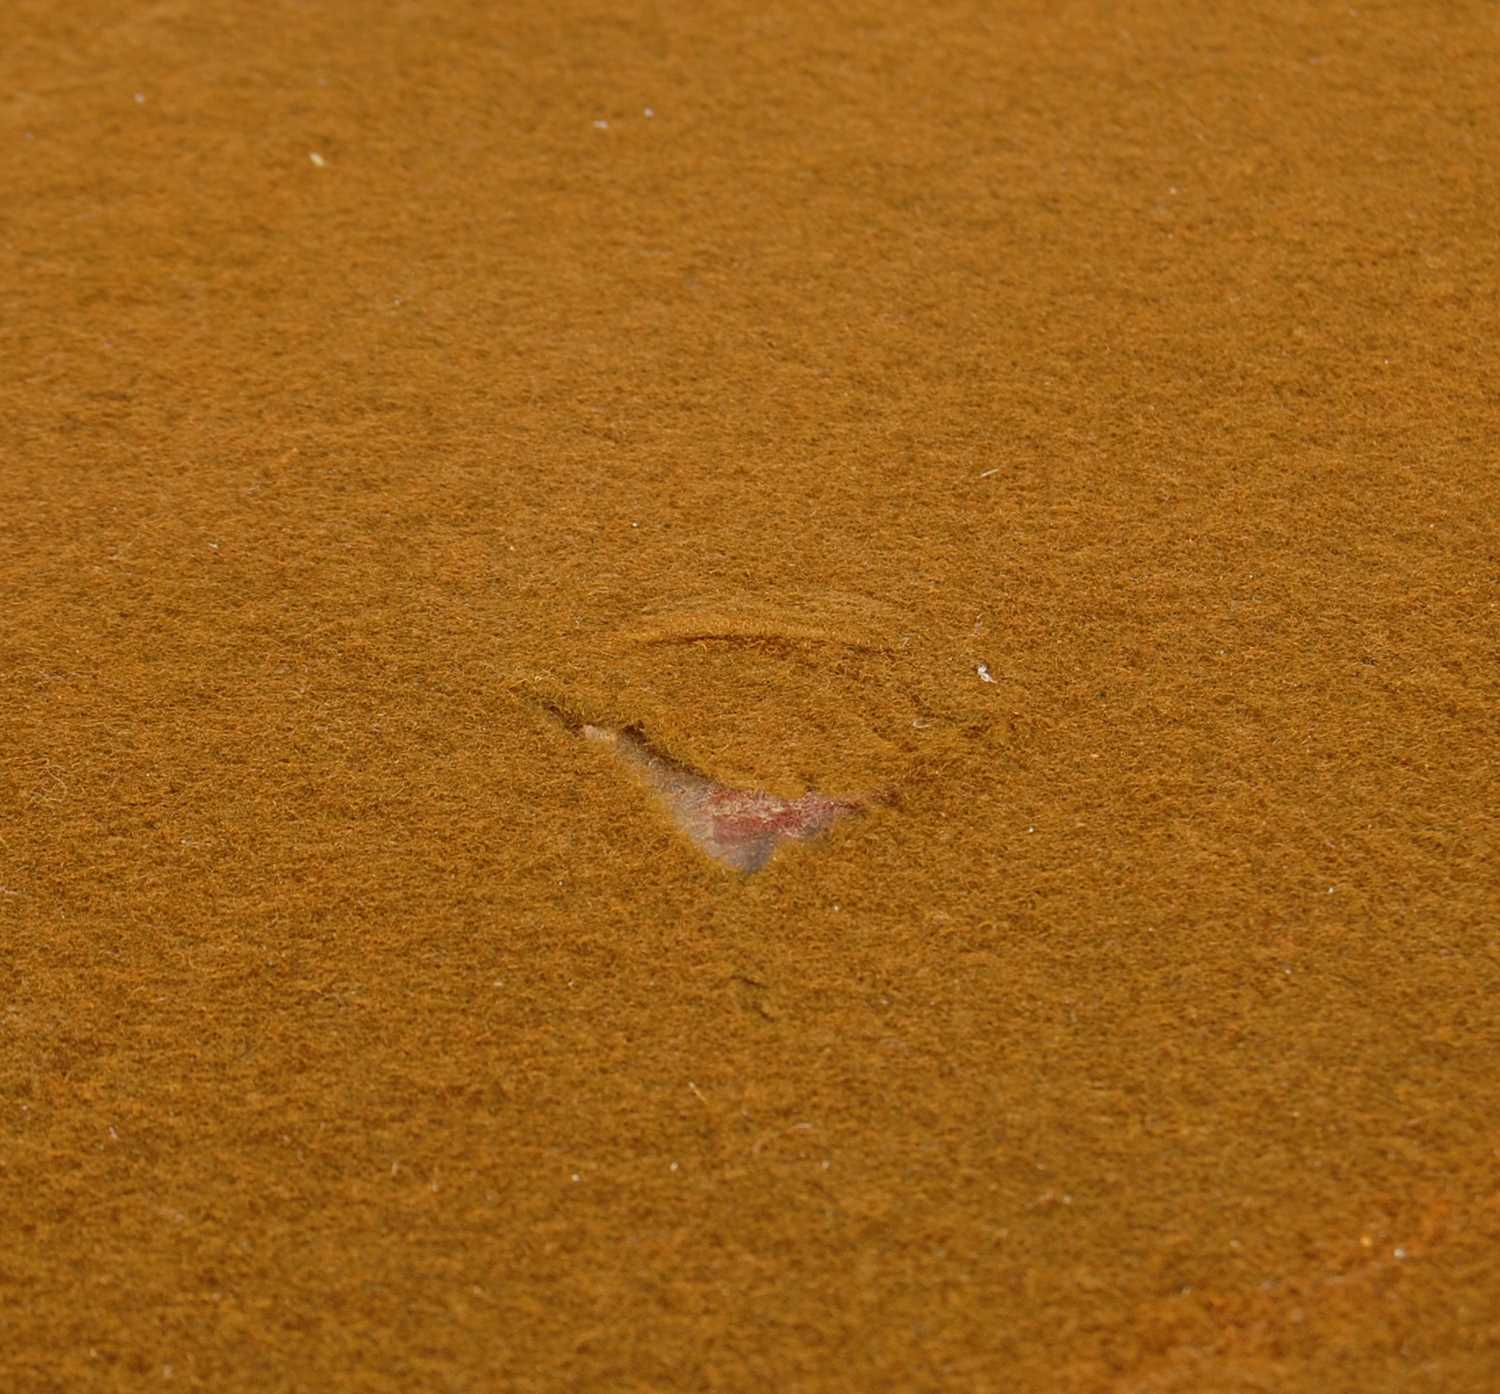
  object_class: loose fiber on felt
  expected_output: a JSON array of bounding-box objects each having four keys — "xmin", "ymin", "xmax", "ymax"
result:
[{"xmin": 3, "ymin": 1, "xmax": 1499, "ymax": 1390}]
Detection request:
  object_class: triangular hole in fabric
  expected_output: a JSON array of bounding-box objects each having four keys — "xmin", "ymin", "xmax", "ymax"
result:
[{"xmin": 582, "ymin": 723, "xmax": 862, "ymax": 873}]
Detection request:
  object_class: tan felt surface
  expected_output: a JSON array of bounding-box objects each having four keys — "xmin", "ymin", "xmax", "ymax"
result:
[{"xmin": 4, "ymin": 1, "xmax": 1498, "ymax": 1390}]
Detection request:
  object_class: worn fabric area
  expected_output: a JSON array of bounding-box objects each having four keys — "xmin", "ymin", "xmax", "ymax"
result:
[{"xmin": 4, "ymin": 1, "xmax": 1499, "ymax": 1391}]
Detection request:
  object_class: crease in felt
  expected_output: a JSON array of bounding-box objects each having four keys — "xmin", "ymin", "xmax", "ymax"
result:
[{"xmin": 620, "ymin": 588, "xmax": 906, "ymax": 653}]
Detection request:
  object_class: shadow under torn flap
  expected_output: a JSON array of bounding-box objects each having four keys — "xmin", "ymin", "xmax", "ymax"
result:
[{"xmin": 512, "ymin": 589, "xmax": 925, "ymax": 871}]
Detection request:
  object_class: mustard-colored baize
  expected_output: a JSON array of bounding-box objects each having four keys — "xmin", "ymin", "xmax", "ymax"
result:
[{"xmin": 5, "ymin": 2, "xmax": 1496, "ymax": 1389}]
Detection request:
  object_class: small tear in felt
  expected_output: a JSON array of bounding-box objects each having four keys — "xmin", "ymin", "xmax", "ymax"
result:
[{"xmin": 582, "ymin": 724, "xmax": 861, "ymax": 873}]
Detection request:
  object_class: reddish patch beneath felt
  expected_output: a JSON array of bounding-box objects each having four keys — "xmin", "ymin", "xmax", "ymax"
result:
[{"xmin": 703, "ymin": 789, "xmax": 859, "ymax": 847}]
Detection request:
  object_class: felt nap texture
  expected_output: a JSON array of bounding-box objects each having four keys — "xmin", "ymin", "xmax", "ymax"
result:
[{"xmin": 3, "ymin": 1, "xmax": 1499, "ymax": 1390}]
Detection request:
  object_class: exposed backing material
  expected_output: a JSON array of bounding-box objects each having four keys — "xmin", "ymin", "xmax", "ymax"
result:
[{"xmin": 579, "ymin": 722, "xmax": 863, "ymax": 873}]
